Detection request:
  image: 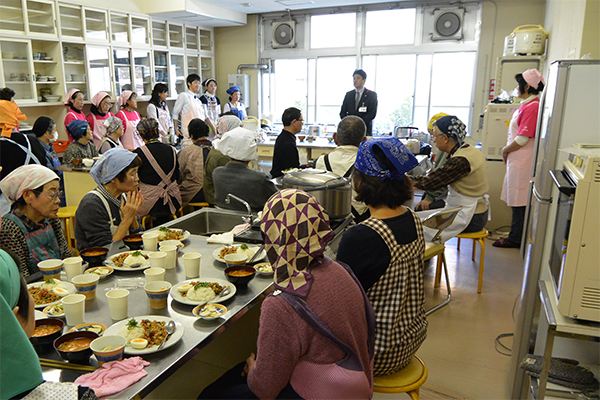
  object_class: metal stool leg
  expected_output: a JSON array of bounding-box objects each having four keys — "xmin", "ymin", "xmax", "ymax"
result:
[
  {"xmin": 426, "ymin": 252, "xmax": 451, "ymax": 315},
  {"xmin": 478, "ymin": 238, "xmax": 485, "ymax": 294}
]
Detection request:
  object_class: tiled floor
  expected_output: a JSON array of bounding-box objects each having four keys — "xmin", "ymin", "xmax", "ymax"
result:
[{"xmin": 147, "ymin": 236, "xmax": 524, "ymax": 400}]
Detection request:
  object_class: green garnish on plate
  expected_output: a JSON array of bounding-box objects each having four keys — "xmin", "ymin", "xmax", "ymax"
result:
[
  {"xmin": 126, "ymin": 318, "xmax": 138, "ymax": 330},
  {"xmin": 194, "ymin": 282, "xmax": 209, "ymax": 290},
  {"xmin": 132, "ymin": 250, "xmax": 142, "ymax": 257},
  {"xmin": 240, "ymin": 244, "xmax": 248, "ymax": 250}
]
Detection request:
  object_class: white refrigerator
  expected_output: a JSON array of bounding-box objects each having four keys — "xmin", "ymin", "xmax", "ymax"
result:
[{"xmin": 509, "ymin": 59, "xmax": 600, "ymax": 398}]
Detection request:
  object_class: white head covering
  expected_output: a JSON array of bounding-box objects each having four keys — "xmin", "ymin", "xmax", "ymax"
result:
[
  {"xmin": 0, "ymin": 165, "xmax": 59, "ymax": 205},
  {"xmin": 212, "ymin": 127, "xmax": 257, "ymax": 162}
]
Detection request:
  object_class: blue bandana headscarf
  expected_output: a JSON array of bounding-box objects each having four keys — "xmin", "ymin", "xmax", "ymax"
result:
[
  {"xmin": 226, "ymin": 86, "xmax": 240, "ymax": 95},
  {"xmin": 66, "ymin": 119, "xmax": 89, "ymax": 140},
  {"xmin": 90, "ymin": 148, "xmax": 137, "ymax": 185},
  {"xmin": 355, "ymin": 138, "xmax": 418, "ymax": 181},
  {"xmin": 434, "ymin": 115, "xmax": 467, "ymax": 145}
]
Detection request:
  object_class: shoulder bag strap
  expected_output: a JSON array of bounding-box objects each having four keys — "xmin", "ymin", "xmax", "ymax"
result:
[{"xmin": 323, "ymin": 154, "xmax": 332, "ymax": 172}]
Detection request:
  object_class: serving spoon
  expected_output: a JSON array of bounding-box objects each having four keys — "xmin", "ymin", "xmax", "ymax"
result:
[{"xmin": 157, "ymin": 320, "xmax": 176, "ymax": 350}]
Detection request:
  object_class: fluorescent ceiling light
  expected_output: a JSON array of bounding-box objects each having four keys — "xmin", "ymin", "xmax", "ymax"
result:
[{"xmin": 276, "ymin": 0, "xmax": 315, "ymax": 6}]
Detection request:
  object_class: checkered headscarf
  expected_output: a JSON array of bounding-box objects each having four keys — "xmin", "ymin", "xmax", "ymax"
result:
[{"xmin": 261, "ymin": 189, "xmax": 334, "ymax": 297}]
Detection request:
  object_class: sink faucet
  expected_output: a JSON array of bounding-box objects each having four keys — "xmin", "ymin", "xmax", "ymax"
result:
[{"xmin": 225, "ymin": 194, "xmax": 253, "ymax": 224}]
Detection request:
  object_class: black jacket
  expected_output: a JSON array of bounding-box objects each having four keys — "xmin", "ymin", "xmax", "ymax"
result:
[
  {"xmin": 270, "ymin": 129, "xmax": 299, "ymax": 178},
  {"xmin": 339, "ymin": 88, "xmax": 378, "ymax": 135}
]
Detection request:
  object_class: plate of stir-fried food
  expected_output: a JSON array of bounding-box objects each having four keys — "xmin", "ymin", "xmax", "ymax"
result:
[
  {"xmin": 170, "ymin": 279, "xmax": 235, "ymax": 306},
  {"xmin": 154, "ymin": 227, "xmax": 190, "ymax": 242},
  {"xmin": 104, "ymin": 251, "xmax": 151, "ymax": 271},
  {"xmin": 27, "ymin": 279, "xmax": 76, "ymax": 309},
  {"xmin": 104, "ymin": 316, "xmax": 185, "ymax": 355},
  {"xmin": 212, "ymin": 244, "xmax": 266, "ymax": 263}
]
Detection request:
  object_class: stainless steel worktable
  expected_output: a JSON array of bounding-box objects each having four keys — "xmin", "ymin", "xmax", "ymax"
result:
[{"xmin": 40, "ymin": 233, "xmax": 273, "ymax": 399}]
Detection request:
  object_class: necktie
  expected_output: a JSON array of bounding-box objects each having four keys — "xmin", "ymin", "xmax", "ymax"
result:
[{"xmin": 355, "ymin": 91, "xmax": 360, "ymax": 110}]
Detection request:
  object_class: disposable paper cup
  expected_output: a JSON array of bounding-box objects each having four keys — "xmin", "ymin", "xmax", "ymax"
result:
[
  {"xmin": 148, "ymin": 252, "xmax": 167, "ymax": 269},
  {"xmin": 106, "ymin": 289, "xmax": 129, "ymax": 320},
  {"xmin": 63, "ymin": 256, "xmax": 83, "ymax": 282},
  {"xmin": 90, "ymin": 335, "xmax": 126, "ymax": 366},
  {"xmin": 144, "ymin": 281, "xmax": 171, "ymax": 309},
  {"xmin": 62, "ymin": 294, "xmax": 86, "ymax": 326},
  {"xmin": 142, "ymin": 232, "xmax": 159, "ymax": 252},
  {"xmin": 159, "ymin": 245, "xmax": 177, "ymax": 270},
  {"xmin": 144, "ymin": 267, "xmax": 165, "ymax": 283},
  {"xmin": 38, "ymin": 259, "xmax": 63, "ymax": 281},
  {"xmin": 183, "ymin": 253, "xmax": 201, "ymax": 278},
  {"xmin": 71, "ymin": 274, "xmax": 100, "ymax": 300}
]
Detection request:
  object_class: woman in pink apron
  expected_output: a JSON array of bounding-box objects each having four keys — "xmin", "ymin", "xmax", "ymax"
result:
[
  {"xmin": 63, "ymin": 88, "xmax": 86, "ymax": 142},
  {"xmin": 146, "ymin": 83, "xmax": 173, "ymax": 142},
  {"xmin": 495, "ymin": 69, "xmax": 545, "ymax": 248},
  {"xmin": 172, "ymin": 74, "xmax": 215, "ymax": 146},
  {"xmin": 86, "ymin": 92, "xmax": 115, "ymax": 148},
  {"xmin": 116, "ymin": 91, "xmax": 144, "ymax": 150},
  {"xmin": 134, "ymin": 118, "xmax": 181, "ymax": 227}
]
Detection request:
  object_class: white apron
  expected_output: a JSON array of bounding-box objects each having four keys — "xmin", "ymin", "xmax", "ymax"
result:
[
  {"xmin": 418, "ymin": 186, "xmax": 482, "ymax": 243},
  {"xmin": 90, "ymin": 114, "xmax": 109, "ymax": 148},
  {"xmin": 500, "ymin": 106, "xmax": 536, "ymax": 207},
  {"xmin": 89, "ymin": 190, "xmax": 119, "ymax": 235},
  {"xmin": 156, "ymin": 106, "xmax": 172, "ymax": 136},
  {"xmin": 180, "ymin": 93, "xmax": 206, "ymax": 147},
  {"xmin": 119, "ymin": 111, "xmax": 144, "ymax": 150}
]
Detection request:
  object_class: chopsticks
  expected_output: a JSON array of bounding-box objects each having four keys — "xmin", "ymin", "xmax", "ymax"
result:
[{"xmin": 39, "ymin": 358, "xmax": 97, "ymax": 372}]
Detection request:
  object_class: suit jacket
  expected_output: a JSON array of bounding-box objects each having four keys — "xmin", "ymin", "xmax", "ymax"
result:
[
  {"xmin": 270, "ymin": 129, "xmax": 300, "ymax": 178},
  {"xmin": 340, "ymin": 88, "xmax": 378, "ymax": 135}
]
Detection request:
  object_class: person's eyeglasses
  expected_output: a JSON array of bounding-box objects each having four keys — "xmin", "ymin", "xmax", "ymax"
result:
[{"xmin": 42, "ymin": 191, "xmax": 63, "ymax": 201}]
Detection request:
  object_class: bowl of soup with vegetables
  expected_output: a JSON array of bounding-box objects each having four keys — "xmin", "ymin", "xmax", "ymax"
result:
[
  {"xmin": 53, "ymin": 331, "xmax": 99, "ymax": 363},
  {"xmin": 224, "ymin": 265, "xmax": 256, "ymax": 289},
  {"xmin": 30, "ymin": 318, "xmax": 64, "ymax": 353},
  {"xmin": 80, "ymin": 247, "xmax": 109, "ymax": 268}
]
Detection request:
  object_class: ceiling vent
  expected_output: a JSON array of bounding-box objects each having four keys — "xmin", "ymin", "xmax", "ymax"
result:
[
  {"xmin": 431, "ymin": 7, "xmax": 464, "ymax": 41},
  {"xmin": 272, "ymin": 20, "xmax": 296, "ymax": 49}
]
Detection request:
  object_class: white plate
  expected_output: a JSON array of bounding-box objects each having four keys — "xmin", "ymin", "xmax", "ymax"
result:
[
  {"xmin": 212, "ymin": 245, "xmax": 266, "ymax": 263},
  {"xmin": 27, "ymin": 281, "xmax": 76, "ymax": 309},
  {"xmin": 104, "ymin": 250, "xmax": 152, "ymax": 271},
  {"xmin": 170, "ymin": 279, "xmax": 236, "ymax": 306},
  {"xmin": 34, "ymin": 310, "xmax": 48, "ymax": 320},
  {"xmin": 153, "ymin": 228, "xmax": 191, "ymax": 242},
  {"xmin": 103, "ymin": 316, "xmax": 184, "ymax": 355}
]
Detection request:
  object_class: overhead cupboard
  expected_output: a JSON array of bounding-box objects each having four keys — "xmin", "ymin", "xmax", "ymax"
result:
[{"xmin": 0, "ymin": 0, "xmax": 215, "ymax": 105}]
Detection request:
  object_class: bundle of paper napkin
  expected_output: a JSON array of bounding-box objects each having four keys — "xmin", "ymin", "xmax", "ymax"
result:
[
  {"xmin": 74, "ymin": 356, "xmax": 150, "ymax": 397},
  {"xmin": 206, "ymin": 223, "xmax": 251, "ymax": 245}
]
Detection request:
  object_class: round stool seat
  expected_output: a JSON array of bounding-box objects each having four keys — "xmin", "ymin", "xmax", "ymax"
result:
[
  {"xmin": 57, "ymin": 206, "xmax": 77, "ymax": 218},
  {"xmin": 457, "ymin": 229, "xmax": 488, "ymax": 239},
  {"xmin": 187, "ymin": 202, "xmax": 209, "ymax": 208},
  {"xmin": 373, "ymin": 356, "xmax": 428, "ymax": 395}
]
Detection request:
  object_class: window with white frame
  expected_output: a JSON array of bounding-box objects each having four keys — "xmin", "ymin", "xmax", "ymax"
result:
[{"xmin": 262, "ymin": 5, "xmax": 479, "ymax": 134}]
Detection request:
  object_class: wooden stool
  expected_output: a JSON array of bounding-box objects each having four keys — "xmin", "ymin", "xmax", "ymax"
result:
[
  {"xmin": 373, "ymin": 356, "xmax": 428, "ymax": 398},
  {"xmin": 57, "ymin": 206, "xmax": 78, "ymax": 254},
  {"xmin": 178, "ymin": 202, "xmax": 209, "ymax": 217},
  {"xmin": 456, "ymin": 229, "xmax": 489, "ymax": 293},
  {"xmin": 141, "ymin": 214, "xmax": 177, "ymax": 230}
]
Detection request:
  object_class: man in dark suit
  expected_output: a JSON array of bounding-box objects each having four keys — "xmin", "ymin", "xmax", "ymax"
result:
[
  {"xmin": 340, "ymin": 69, "xmax": 378, "ymax": 136},
  {"xmin": 270, "ymin": 107, "xmax": 303, "ymax": 178}
]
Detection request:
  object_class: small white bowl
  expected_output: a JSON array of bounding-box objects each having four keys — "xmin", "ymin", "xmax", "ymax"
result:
[
  {"xmin": 223, "ymin": 253, "xmax": 248, "ymax": 267},
  {"xmin": 81, "ymin": 158, "xmax": 94, "ymax": 167}
]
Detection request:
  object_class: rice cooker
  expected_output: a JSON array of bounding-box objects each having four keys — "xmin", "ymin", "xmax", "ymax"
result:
[
  {"xmin": 513, "ymin": 25, "xmax": 548, "ymax": 55},
  {"xmin": 281, "ymin": 169, "xmax": 352, "ymax": 219},
  {"xmin": 503, "ymin": 33, "xmax": 515, "ymax": 56},
  {"xmin": 308, "ymin": 125, "xmax": 323, "ymax": 136}
]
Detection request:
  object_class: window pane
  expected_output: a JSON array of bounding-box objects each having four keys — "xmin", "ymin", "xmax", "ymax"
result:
[
  {"xmin": 273, "ymin": 59, "xmax": 307, "ymax": 124},
  {"xmin": 315, "ymin": 57, "xmax": 356, "ymax": 125},
  {"xmin": 310, "ymin": 13, "xmax": 356, "ymax": 49},
  {"xmin": 414, "ymin": 55, "xmax": 432, "ymax": 107},
  {"xmin": 365, "ymin": 9, "xmax": 416, "ymax": 46}
]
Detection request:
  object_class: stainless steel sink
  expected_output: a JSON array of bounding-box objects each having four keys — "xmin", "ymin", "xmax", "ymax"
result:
[{"xmin": 165, "ymin": 208, "xmax": 249, "ymax": 236}]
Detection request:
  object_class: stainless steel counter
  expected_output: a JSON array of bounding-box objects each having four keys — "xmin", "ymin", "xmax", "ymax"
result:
[{"xmin": 40, "ymin": 233, "xmax": 274, "ymax": 399}]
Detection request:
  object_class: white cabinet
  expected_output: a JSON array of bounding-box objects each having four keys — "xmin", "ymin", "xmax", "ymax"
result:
[
  {"xmin": 110, "ymin": 12, "xmax": 129, "ymax": 44},
  {"xmin": 185, "ymin": 26, "xmax": 198, "ymax": 51},
  {"xmin": 170, "ymin": 53, "xmax": 185, "ymax": 96},
  {"xmin": 0, "ymin": 39, "xmax": 34, "ymax": 101},
  {"xmin": 86, "ymin": 45, "xmax": 112, "ymax": 98},
  {"xmin": 113, "ymin": 48, "xmax": 131, "ymax": 97},
  {"xmin": 58, "ymin": 3, "xmax": 83, "ymax": 39},
  {"xmin": 84, "ymin": 8, "xmax": 108, "ymax": 41},
  {"xmin": 131, "ymin": 16, "xmax": 149, "ymax": 46},
  {"xmin": 153, "ymin": 50, "xmax": 168, "ymax": 87},
  {"xmin": 26, "ymin": 0, "xmax": 56, "ymax": 36},
  {"xmin": 0, "ymin": 0, "xmax": 25, "ymax": 34},
  {"xmin": 152, "ymin": 19, "xmax": 167, "ymax": 48},
  {"xmin": 62, "ymin": 42, "xmax": 88, "ymax": 100},
  {"xmin": 31, "ymin": 39, "xmax": 63, "ymax": 102},
  {"xmin": 169, "ymin": 23, "xmax": 183, "ymax": 49},
  {"xmin": 187, "ymin": 54, "xmax": 199, "ymax": 78},
  {"xmin": 133, "ymin": 49, "xmax": 151, "ymax": 97},
  {"xmin": 200, "ymin": 29, "xmax": 212, "ymax": 52}
]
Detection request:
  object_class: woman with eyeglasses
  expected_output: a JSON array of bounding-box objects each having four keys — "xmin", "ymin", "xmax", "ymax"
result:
[{"xmin": 0, "ymin": 165, "xmax": 72, "ymax": 282}]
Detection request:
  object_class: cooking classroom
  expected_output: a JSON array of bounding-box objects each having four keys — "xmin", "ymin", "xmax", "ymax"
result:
[{"xmin": 0, "ymin": 0, "xmax": 598, "ymax": 399}]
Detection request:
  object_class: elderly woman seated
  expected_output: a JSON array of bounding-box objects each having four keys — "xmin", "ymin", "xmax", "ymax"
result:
[
  {"xmin": 135, "ymin": 118, "xmax": 182, "ymax": 227},
  {"xmin": 0, "ymin": 250, "xmax": 99, "ymax": 399},
  {"xmin": 337, "ymin": 138, "xmax": 427, "ymax": 377},
  {"xmin": 0, "ymin": 165, "xmax": 72, "ymax": 282},
  {"xmin": 98, "ymin": 116, "xmax": 124, "ymax": 154},
  {"xmin": 213, "ymin": 127, "xmax": 277, "ymax": 212},
  {"xmin": 75, "ymin": 148, "xmax": 143, "ymax": 250},
  {"xmin": 63, "ymin": 120, "xmax": 99, "ymax": 167},
  {"xmin": 199, "ymin": 189, "xmax": 375, "ymax": 399}
]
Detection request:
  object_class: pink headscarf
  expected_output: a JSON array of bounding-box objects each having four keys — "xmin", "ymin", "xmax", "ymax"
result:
[
  {"xmin": 0, "ymin": 165, "xmax": 58, "ymax": 205},
  {"xmin": 522, "ymin": 69, "xmax": 545, "ymax": 90},
  {"xmin": 64, "ymin": 88, "xmax": 82, "ymax": 106},
  {"xmin": 91, "ymin": 92, "xmax": 111, "ymax": 108},
  {"xmin": 118, "ymin": 91, "xmax": 134, "ymax": 109}
]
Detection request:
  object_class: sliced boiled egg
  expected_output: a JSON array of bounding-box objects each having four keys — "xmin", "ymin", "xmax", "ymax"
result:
[
  {"xmin": 131, "ymin": 338, "xmax": 148, "ymax": 349},
  {"xmin": 53, "ymin": 287, "xmax": 69, "ymax": 297},
  {"xmin": 177, "ymin": 284, "xmax": 193, "ymax": 293}
]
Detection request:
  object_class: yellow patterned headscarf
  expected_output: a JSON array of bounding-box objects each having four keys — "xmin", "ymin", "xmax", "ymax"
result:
[
  {"xmin": 261, "ymin": 189, "xmax": 334, "ymax": 297},
  {"xmin": 427, "ymin": 112, "xmax": 449, "ymax": 132}
]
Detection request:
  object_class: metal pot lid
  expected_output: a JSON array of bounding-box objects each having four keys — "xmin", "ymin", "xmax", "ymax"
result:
[{"xmin": 282, "ymin": 168, "xmax": 348, "ymax": 188}]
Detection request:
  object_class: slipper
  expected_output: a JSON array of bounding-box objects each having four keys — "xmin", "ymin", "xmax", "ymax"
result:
[{"xmin": 493, "ymin": 238, "xmax": 520, "ymax": 248}]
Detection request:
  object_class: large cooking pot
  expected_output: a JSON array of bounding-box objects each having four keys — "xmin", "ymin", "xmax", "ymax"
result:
[{"xmin": 281, "ymin": 169, "xmax": 352, "ymax": 219}]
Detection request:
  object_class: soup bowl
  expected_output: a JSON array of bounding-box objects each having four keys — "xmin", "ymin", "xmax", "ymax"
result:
[
  {"xmin": 90, "ymin": 335, "xmax": 127, "ymax": 366},
  {"xmin": 224, "ymin": 265, "xmax": 256, "ymax": 289},
  {"xmin": 123, "ymin": 234, "xmax": 144, "ymax": 250},
  {"xmin": 71, "ymin": 274, "xmax": 100, "ymax": 300},
  {"xmin": 37, "ymin": 259, "xmax": 63, "ymax": 281},
  {"xmin": 79, "ymin": 247, "xmax": 109, "ymax": 268},
  {"xmin": 30, "ymin": 318, "xmax": 64, "ymax": 354},
  {"xmin": 53, "ymin": 331, "xmax": 99, "ymax": 364}
]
